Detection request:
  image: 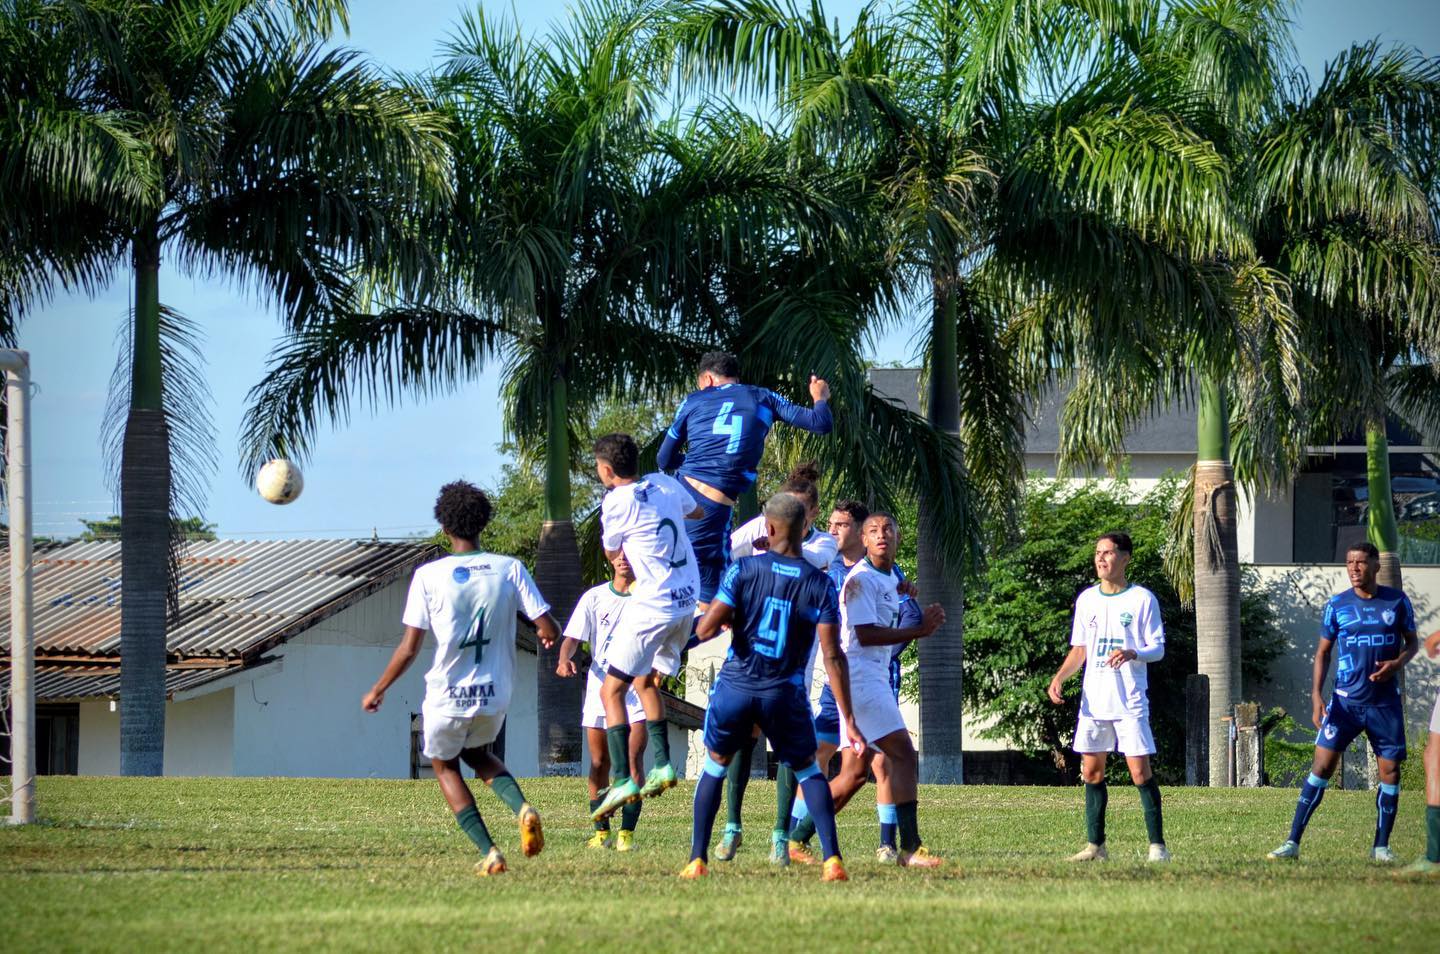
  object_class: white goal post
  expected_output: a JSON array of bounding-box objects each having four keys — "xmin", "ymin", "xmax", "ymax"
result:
[{"xmin": 3, "ymin": 350, "xmax": 34, "ymax": 825}]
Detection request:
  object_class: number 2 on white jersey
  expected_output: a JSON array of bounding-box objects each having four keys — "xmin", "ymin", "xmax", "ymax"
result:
[{"xmin": 711, "ymin": 401, "xmax": 744, "ymax": 454}]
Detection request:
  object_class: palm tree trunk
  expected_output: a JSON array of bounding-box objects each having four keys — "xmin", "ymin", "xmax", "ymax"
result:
[
  {"xmin": 119, "ymin": 224, "xmax": 170, "ymax": 777},
  {"xmin": 1365, "ymin": 417, "xmax": 1403, "ymax": 590},
  {"xmin": 916, "ymin": 279, "xmax": 965, "ymax": 784},
  {"xmin": 1194, "ymin": 375, "xmax": 1241, "ymax": 787},
  {"xmin": 534, "ymin": 368, "xmax": 583, "ymax": 775}
]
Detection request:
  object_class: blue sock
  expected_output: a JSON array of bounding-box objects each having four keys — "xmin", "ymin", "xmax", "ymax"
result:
[
  {"xmin": 1375, "ymin": 782, "xmax": 1400, "ymax": 849},
  {"xmin": 690, "ymin": 756, "xmax": 727, "ymax": 863},
  {"xmin": 877, "ymin": 802, "xmax": 898, "ymax": 849},
  {"xmin": 1288, "ymin": 773, "xmax": 1329, "ymax": 844},
  {"xmin": 797, "ymin": 764, "xmax": 840, "ymax": 862}
]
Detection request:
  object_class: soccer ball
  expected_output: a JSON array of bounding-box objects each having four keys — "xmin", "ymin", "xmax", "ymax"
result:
[{"xmin": 256, "ymin": 459, "xmax": 304, "ymax": 505}]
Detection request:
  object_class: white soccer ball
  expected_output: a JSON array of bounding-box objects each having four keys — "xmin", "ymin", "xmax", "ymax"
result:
[{"xmin": 256, "ymin": 459, "xmax": 304, "ymax": 505}]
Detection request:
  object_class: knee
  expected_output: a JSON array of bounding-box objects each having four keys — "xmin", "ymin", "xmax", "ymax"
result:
[
  {"xmin": 1080, "ymin": 765, "xmax": 1105, "ymax": 785},
  {"xmin": 1379, "ymin": 763, "xmax": 1402, "ymax": 786},
  {"xmin": 1129, "ymin": 767, "xmax": 1151, "ymax": 786}
]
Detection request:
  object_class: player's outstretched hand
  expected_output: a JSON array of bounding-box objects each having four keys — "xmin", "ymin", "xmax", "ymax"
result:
[
  {"xmin": 1046, "ymin": 678, "xmax": 1065, "ymax": 705},
  {"xmin": 1370, "ymin": 658, "xmax": 1405, "ymax": 683},
  {"xmin": 809, "ymin": 374, "xmax": 830, "ymax": 403},
  {"xmin": 919, "ymin": 603, "xmax": 945, "ymax": 635},
  {"xmin": 556, "ymin": 658, "xmax": 577, "ymax": 678},
  {"xmin": 1426, "ymin": 630, "xmax": 1440, "ymax": 659},
  {"xmin": 362, "ymin": 688, "xmax": 384, "ymax": 713}
]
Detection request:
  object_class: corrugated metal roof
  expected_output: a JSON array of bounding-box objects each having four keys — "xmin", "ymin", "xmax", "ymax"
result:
[
  {"xmin": 0, "ymin": 663, "xmax": 241, "ymax": 702},
  {"xmin": 0, "ymin": 539, "xmax": 438, "ymax": 660}
]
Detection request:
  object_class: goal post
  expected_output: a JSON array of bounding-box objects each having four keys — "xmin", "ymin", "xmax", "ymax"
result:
[{"xmin": 3, "ymin": 349, "xmax": 34, "ymax": 825}]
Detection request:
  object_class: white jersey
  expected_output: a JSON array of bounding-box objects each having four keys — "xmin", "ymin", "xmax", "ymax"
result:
[
  {"xmin": 563, "ymin": 582, "xmax": 631, "ymax": 679},
  {"xmin": 840, "ymin": 559, "xmax": 904, "ymax": 688},
  {"xmin": 600, "ymin": 473, "xmax": 700, "ymax": 619},
  {"xmin": 403, "ymin": 552, "xmax": 550, "ymax": 717},
  {"xmin": 1070, "ymin": 583, "xmax": 1165, "ymax": 720},
  {"xmin": 730, "ymin": 517, "xmax": 838, "ymax": 572}
]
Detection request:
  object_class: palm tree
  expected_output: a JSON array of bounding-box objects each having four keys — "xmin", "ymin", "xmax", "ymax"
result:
[
  {"xmin": 676, "ymin": 0, "xmax": 1249, "ymax": 781},
  {"xmin": 0, "ymin": 0, "xmax": 449, "ymax": 774}
]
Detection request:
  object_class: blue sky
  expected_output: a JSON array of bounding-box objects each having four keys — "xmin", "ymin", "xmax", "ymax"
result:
[{"xmin": 18, "ymin": 0, "xmax": 1440, "ymax": 542}]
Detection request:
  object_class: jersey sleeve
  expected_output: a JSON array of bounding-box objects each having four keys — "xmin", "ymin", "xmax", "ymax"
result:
[
  {"xmin": 763, "ymin": 389, "xmax": 833, "ymax": 434},
  {"xmin": 897, "ymin": 593, "xmax": 923, "ymax": 629},
  {"xmin": 816, "ymin": 580, "xmax": 840, "ymax": 626},
  {"xmin": 1133, "ymin": 590, "xmax": 1165, "ymax": 663},
  {"xmin": 507, "ymin": 559, "xmax": 551, "ymax": 620},
  {"xmin": 562, "ymin": 588, "xmax": 595, "ymax": 642},
  {"xmin": 715, "ymin": 561, "xmax": 742, "ymax": 608},
  {"xmin": 804, "ymin": 531, "xmax": 838, "ymax": 572},
  {"xmin": 402, "ymin": 570, "xmax": 430, "ymax": 631},
  {"xmin": 843, "ymin": 571, "xmax": 881, "ymax": 627},
  {"xmin": 600, "ymin": 492, "xmax": 627, "ymax": 552},
  {"xmin": 656, "ymin": 399, "xmax": 689, "ymax": 472},
  {"xmin": 1399, "ymin": 592, "xmax": 1417, "ymax": 633},
  {"xmin": 1319, "ymin": 598, "xmax": 1339, "ymax": 642},
  {"xmin": 1070, "ymin": 594, "xmax": 1087, "ymax": 647},
  {"xmin": 730, "ymin": 515, "xmax": 765, "ymax": 560}
]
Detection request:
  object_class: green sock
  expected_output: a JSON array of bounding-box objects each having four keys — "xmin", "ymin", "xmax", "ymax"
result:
[
  {"xmin": 896, "ymin": 800, "xmax": 921, "ymax": 853},
  {"xmin": 1085, "ymin": 782, "xmax": 1108, "ymax": 846},
  {"xmin": 1428, "ymin": 805, "xmax": 1440, "ymax": 863},
  {"xmin": 726, "ymin": 737, "xmax": 756, "ymax": 827},
  {"xmin": 646, "ymin": 719, "xmax": 670, "ymax": 769},
  {"xmin": 489, "ymin": 772, "xmax": 527, "ymax": 815},
  {"xmin": 790, "ymin": 813, "xmax": 816, "ymax": 845},
  {"xmin": 621, "ymin": 797, "xmax": 643, "ymax": 833},
  {"xmin": 590, "ymin": 797, "xmax": 609, "ymax": 831},
  {"xmin": 774, "ymin": 763, "xmax": 797, "ymax": 837},
  {"xmin": 606, "ymin": 725, "xmax": 631, "ymax": 783},
  {"xmin": 455, "ymin": 805, "xmax": 494, "ymax": 853},
  {"xmin": 1137, "ymin": 778, "xmax": 1164, "ymax": 845}
]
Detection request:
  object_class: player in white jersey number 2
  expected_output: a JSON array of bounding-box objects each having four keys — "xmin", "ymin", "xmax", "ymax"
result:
[
  {"xmin": 557, "ymin": 550, "xmax": 649, "ymax": 851},
  {"xmin": 1047, "ymin": 531, "xmax": 1169, "ymax": 863},
  {"xmin": 591, "ymin": 433, "xmax": 704, "ymax": 819},
  {"xmin": 363, "ymin": 481, "xmax": 561, "ymax": 877}
]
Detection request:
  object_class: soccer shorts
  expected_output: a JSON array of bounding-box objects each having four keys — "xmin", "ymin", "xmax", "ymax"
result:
[
  {"xmin": 704, "ymin": 678, "xmax": 817, "ymax": 769},
  {"xmin": 581, "ymin": 670, "xmax": 646, "ymax": 729},
  {"xmin": 839, "ymin": 675, "xmax": 908, "ymax": 752},
  {"xmin": 422, "ymin": 709, "xmax": 505, "ymax": 760},
  {"xmin": 680, "ymin": 480, "xmax": 733, "ymax": 604},
  {"xmin": 1316, "ymin": 695, "xmax": 1407, "ymax": 761},
  {"xmin": 607, "ymin": 614, "xmax": 692, "ymax": 678},
  {"xmin": 1430, "ymin": 688, "xmax": 1440, "ymax": 736},
  {"xmin": 813, "ymin": 683, "xmax": 840, "ymax": 745},
  {"xmin": 1073, "ymin": 714, "xmax": 1155, "ymax": 757}
]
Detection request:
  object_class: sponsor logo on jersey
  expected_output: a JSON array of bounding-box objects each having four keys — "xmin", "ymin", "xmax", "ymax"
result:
[
  {"xmin": 446, "ymin": 684, "xmax": 496, "ymax": 701},
  {"xmin": 1346, "ymin": 632, "xmax": 1396, "ymax": 648},
  {"xmin": 452, "ymin": 566, "xmax": 471, "ymax": 583}
]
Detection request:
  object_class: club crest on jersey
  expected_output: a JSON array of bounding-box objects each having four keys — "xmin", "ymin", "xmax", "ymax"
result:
[
  {"xmin": 1382, "ymin": 609, "xmax": 1396, "ymax": 626},
  {"xmin": 1119, "ymin": 612, "xmax": 1134, "ymax": 628},
  {"xmin": 452, "ymin": 566, "xmax": 471, "ymax": 583}
]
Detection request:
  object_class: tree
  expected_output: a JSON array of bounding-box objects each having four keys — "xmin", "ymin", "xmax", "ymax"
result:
[
  {"xmin": 1, "ymin": 0, "xmax": 449, "ymax": 774},
  {"xmin": 79, "ymin": 515, "xmax": 217, "ymax": 543}
]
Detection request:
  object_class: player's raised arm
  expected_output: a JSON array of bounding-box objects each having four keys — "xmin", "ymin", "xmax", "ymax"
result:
[
  {"xmin": 765, "ymin": 383, "xmax": 833, "ymax": 435},
  {"xmin": 656, "ymin": 400, "xmax": 689, "ymax": 472}
]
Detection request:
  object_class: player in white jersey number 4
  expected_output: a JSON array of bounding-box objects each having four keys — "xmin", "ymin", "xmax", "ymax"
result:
[
  {"xmin": 591, "ymin": 433, "xmax": 704, "ymax": 819},
  {"xmin": 1047, "ymin": 532, "xmax": 1169, "ymax": 863},
  {"xmin": 363, "ymin": 481, "xmax": 561, "ymax": 877}
]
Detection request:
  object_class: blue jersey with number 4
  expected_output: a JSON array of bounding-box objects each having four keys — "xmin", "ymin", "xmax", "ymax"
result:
[
  {"xmin": 657, "ymin": 384, "xmax": 832, "ymax": 499},
  {"xmin": 714, "ymin": 553, "xmax": 840, "ymax": 695},
  {"xmin": 1321, "ymin": 585, "xmax": 1415, "ymax": 706}
]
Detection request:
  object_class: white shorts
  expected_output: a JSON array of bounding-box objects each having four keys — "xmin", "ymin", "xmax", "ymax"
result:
[
  {"xmin": 839, "ymin": 675, "xmax": 908, "ymax": 752},
  {"xmin": 422, "ymin": 709, "xmax": 505, "ymax": 760},
  {"xmin": 606, "ymin": 614, "xmax": 692, "ymax": 678},
  {"xmin": 581, "ymin": 671, "xmax": 647, "ymax": 729},
  {"xmin": 1073, "ymin": 714, "xmax": 1155, "ymax": 757},
  {"xmin": 1429, "ymin": 688, "xmax": 1440, "ymax": 735}
]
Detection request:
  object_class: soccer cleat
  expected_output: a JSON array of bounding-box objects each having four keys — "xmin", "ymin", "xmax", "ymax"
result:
[
  {"xmin": 639, "ymin": 764, "xmax": 678, "ymax": 798},
  {"xmin": 1371, "ymin": 845, "xmax": 1396, "ymax": 864},
  {"xmin": 898, "ymin": 846, "xmax": 943, "ymax": 868},
  {"xmin": 616, "ymin": 830, "xmax": 635, "ymax": 853},
  {"xmin": 788, "ymin": 840, "xmax": 820, "ymax": 865},
  {"xmin": 1267, "ymin": 840, "xmax": 1300, "ymax": 861},
  {"xmin": 518, "ymin": 804, "xmax": 544, "ymax": 858},
  {"xmin": 592, "ymin": 779, "xmax": 642, "ymax": 821},
  {"xmin": 1397, "ymin": 858, "xmax": 1440, "ymax": 878},
  {"xmin": 770, "ymin": 832, "xmax": 790, "ymax": 866},
  {"xmin": 586, "ymin": 830, "xmax": 613, "ymax": 850},
  {"xmin": 821, "ymin": 856, "xmax": 849, "ymax": 882},
  {"xmin": 474, "ymin": 846, "xmax": 508, "ymax": 877},
  {"xmin": 678, "ymin": 858, "xmax": 709, "ymax": 879},
  {"xmin": 1069, "ymin": 843, "xmax": 1109, "ymax": 862},
  {"xmin": 715, "ymin": 826, "xmax": 742, "ymax": 861},
  {"xmin": 875, "ymin": 844, "xmax": 899, "ymax": 865},
  {"xmin": 1148, "ymin": 843, "xmax": 1172, "ymax": 863}
]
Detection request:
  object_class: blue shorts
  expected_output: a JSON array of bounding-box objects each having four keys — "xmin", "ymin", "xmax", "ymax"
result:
[
  {"xmin": 704, "ymin": 678, "xmax": 817, "ymax": 769},
  {"xmin": 813, "ymin": 683, "xmax": 840, "ymax": 744},
  {"xmin": 1316, "ymin": 695, "xmax": 1407, "ymax": 761},
  {"xmin": 680, "ymin": 480, "xmax": 732, "ymax": 603}
]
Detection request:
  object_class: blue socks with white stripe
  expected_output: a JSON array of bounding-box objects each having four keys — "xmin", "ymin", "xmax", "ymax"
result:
[
  {"xmin": 1288, "ymin": 773, "xmax": 1328, "ymax": 844},
  {"xmin": 796, "ymin": 762, "xmax": 840, "ymax": 861},
  {"xmin": 1375, "ymin": 782, "xmax": 1400, "ymax": 849},
  {"xmin": 690, "ymin": 756, "xmax": 728, "ymax": 863}
]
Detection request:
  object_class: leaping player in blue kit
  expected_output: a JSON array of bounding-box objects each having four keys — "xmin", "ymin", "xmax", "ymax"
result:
[{"xmin": 657, "ymin": 351, "xmax": 833, "ymax": 608}]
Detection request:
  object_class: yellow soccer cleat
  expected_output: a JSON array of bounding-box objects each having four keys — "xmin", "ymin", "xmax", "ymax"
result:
[
  {"xmin": 678, "ymin": 858, "xmax": 709, "ymax": 879},
  {"xmin": 788, "ymin": 840, "xmax": 819, "ymax": 866},
  {"xmin": 592, "ymin": 779, "xmax": 642, "ymax": 821},
  {"xmin": 475, "ymin": 846, "xmax": 508, "ymax": 877},
  {"xmin": 616, "ymin": 830, "xmax": 635, "ymax": 852},
  {"xmin": 586, "ymin": 830, "xmax": 614, "ymax": 850},
  {"xmin": 518, "ymin": 804, "xmax": 545, "ymax": 858},
  {"xmin": 898, "ymin": 845, "xmax": 943, "ymax": 868},
  {"xmin": 821, "ymin": 856, "xmax": 849, "ymax": 882}
]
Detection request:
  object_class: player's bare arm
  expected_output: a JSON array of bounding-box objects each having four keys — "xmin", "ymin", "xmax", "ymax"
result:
[
  {"xmin": 853, "ymin": 604, "xmax": 945, "ymax": 647},
  {"xmin": 1047, "ymin": 645, "xmax": 1087, "ymax": 704},
  {"xmin": 694, "ymin": 599, "xmax": 735, "ymax": 642},
  {"xmin": 533, "ymin": 613, "xmax": 560, "ymax": 650},
  {"xmin": 556, "ymin": 634, "xmax": 582, "ymax": 677},
  {"xmin": 362, "ymin": 626, "xmax": 425, "ymax": 712},
  {"xmin": 816, "ymin": 620, "xmax": 865, "ymax": 753},
  {"xmin": 1427, "ymin": 629, "xmax": 1440, "ymax": 658},
  {"xmin": 1370, "ymin": 628, "xmax": 1419, "ymax": 682},
  {"xmin": 1311, "ymin": 637, "xmax": 1335, "ymax": 728}
]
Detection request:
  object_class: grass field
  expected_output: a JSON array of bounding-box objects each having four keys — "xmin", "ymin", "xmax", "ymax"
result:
[{"xmin": 2, "ymin": 775, "xmax": 1436, "ymax": 952}]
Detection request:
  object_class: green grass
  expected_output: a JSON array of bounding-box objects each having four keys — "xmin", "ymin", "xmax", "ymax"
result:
[{"xmin": 2, "ymin": 776, "xmax": 1436, "ymax": 952}]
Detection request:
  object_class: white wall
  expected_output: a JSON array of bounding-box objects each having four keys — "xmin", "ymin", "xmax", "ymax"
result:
[{"xmin": 77, "ymin": 689, "xmax": 234, "ymax": 776}]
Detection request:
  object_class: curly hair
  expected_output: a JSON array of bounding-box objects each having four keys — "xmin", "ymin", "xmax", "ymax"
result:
[
  {"xmin": 434, "ymin": 480, "xmax": 493, "ymax": 541},
  {"xmin": 592, "ymin": 433, "xmax": 639, "ymax": 478}
]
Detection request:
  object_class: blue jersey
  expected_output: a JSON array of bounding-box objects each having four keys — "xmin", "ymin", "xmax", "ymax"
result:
[
  {"xmin": 1320, "ymin": 585, "xmax": 1415, "ymax": 706},
  {"xmin": 714, "ymin": 552, "xmax": 840, "ymax": 695},
  {"xmin": 657, "ymin": 384, "xmax": 832, "ymax": 499}
]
